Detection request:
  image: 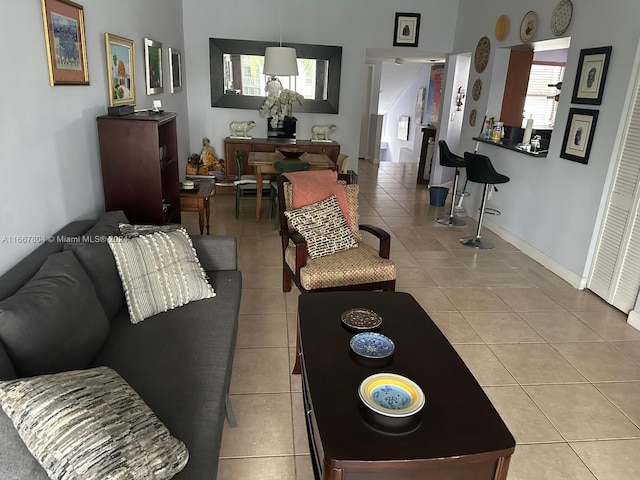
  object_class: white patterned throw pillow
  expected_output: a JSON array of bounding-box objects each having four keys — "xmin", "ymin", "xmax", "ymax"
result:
[
  {"xmin": 108, "ymin": 228, "xmax": 215, "ymax": 323},
  {"xmin": 284, "ymin": 195, "xmax": 358, "ymax": 259},
  {"xmin": 0, "ymin": 367, "xmax": 188, "ymax": 480}
]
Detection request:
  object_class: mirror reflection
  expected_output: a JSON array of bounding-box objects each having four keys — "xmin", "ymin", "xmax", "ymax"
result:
[
  {"xmin": 209, "ymin": 38, "xmax": 341, "ymax": 113},
  {"xmin": 222, "ymin": 54, "xmax": 329, "ymax": 100}
]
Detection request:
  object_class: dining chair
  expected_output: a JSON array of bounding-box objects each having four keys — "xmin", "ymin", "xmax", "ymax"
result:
[
  {"xmin": 270, "ymin": 160, "xmax": 311, "ymax": 229},
  {"xmin": 233, "ymin": 150, "xmax": 272, "ymax": 219},
  {"xmin": 336, "ymin": 153, "xmax": 350, "ymax": 174}
]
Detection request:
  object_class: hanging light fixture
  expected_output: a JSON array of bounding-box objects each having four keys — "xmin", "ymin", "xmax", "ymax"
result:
[
  {"xmin": 264, "ymin": 46, "xmax": 298, "ymax": 76},
  {"xmin": 263, "ymin": 0, "xmax": 298, "ymax": 84}
]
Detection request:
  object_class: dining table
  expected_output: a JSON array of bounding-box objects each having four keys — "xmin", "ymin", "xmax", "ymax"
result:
[{"xmin": 247, "ymin": 151, "xmax": 336, "ymax": 221}]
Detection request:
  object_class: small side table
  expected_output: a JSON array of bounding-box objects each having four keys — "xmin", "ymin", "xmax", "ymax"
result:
[{"xmin": 180, "ymin": 182, "xmax": 215, "ymax": 234}]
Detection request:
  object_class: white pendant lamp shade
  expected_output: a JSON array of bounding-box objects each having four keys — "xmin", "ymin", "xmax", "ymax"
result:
[{"xmin": 263, "ymin": 47, "xmax": 299, "ymax": 76}]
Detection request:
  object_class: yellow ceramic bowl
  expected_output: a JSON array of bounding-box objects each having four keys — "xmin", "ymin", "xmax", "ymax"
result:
[{"xmin": 358, "ymin": 373, "xmax": 425, "ymax": 417}]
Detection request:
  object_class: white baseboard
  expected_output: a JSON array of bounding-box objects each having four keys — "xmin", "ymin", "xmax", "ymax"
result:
[
  {"xmin": 628, "ymin": 310, "xmax": 640, "ymax": 332},
  {"xmin": 482, "ymin": 218, "xmax": 585, "ymax": 289}
]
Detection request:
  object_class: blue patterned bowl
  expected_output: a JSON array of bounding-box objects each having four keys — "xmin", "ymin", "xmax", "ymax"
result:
[
  {"xmin": 350, "ymin": 332, "xmax": 395, "ymax": 359},
  {"xmin": 358, "ymin": 373, "xmax": 425, "ymax": 418}
]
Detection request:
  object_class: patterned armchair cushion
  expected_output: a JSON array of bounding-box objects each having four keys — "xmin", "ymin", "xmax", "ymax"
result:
[
  {"xmin": 284, "ymin": 241, "xmax": 396, "ymax": 290},
  {"xmin": 284, "ymin": 183, "xmax": 362, "ymax": 240},
  {"xmin": 284, "ymin": 195, "xmax": 357, "ymax": 259}
]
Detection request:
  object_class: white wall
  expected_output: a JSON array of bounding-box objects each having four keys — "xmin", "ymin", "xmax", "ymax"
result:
[
  {"xmin": 180, "ymin": 0, "xmax": 459, "ymax": 168},
  {"xmin": 452, "ymin": 0, "xmax": 640, "ymax": 285},
  {"xmin": 0, "ymin": 0, "xmax": 189, "ymax": 275},
  {"xmin": 381, "ymin": 64, "xmax": 431, "ymax": 163},
  {"xmin": 433, "ymin": 53, "xmax": 471, "ymax": 186}
]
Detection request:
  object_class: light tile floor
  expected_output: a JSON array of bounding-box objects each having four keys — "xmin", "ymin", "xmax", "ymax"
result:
[{"xmin": 181, "ymin": 160, "xmax": 640, "ymax": 480}]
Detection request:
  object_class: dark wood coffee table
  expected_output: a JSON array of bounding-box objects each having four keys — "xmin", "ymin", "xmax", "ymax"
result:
[{"xmin": 297, "ymin": 291, "xmax": 515, "ymax": 480}]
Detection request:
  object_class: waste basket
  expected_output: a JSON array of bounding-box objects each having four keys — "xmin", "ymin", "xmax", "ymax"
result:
[{"xmin": 429, "ymin": 186, "xmax": 449, "ymax": 207}]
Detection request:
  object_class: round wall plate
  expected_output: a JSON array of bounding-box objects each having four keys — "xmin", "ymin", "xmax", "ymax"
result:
[
  {"xmin": 469, "ymin": 108, "xmax": 478, "ymax": 127},
  {"xmin": 495, "ymin": 15, "xmax": 509, "ymax": 41},
  {"xmin": 474, "ymin": 36, "xmax": 491, "ymax": 73},
  {"xmin": 520, "ymin": 11, "xmax": 538, "ymax": 43},
  {"xmin": 551, "ymin": 0, "xmax": 573, "ymax": 36},
  {"xmin": 472, "ymin": 78, "xmax": 482, "ymax": 101}
]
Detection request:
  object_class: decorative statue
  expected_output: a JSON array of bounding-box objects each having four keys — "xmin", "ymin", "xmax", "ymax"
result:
[
  {"xmin": 265, "ymin": 76, "xmax": 283, "ymax": 97},
  {"xmin": 200, "ymin": 138, "xmax": 225, "ymax": 179},
  {"xmin": 311, "ymin": 124, "xmax": 337, "ymax": 142},
  {"xmin": 229, "ymin": 120, "xmax": 256, "ymax": 138}
]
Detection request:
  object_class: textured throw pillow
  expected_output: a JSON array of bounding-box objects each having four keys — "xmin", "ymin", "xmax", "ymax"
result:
[
  {"xmin": 0, "ymin": 367, "xmax": 189, "ymax": 480},
  {"xmin": 108, "ymin": 228, "xmax": 215, "ymax": 323},
  {"xmin": 284, "ymin": 195, "xmax": 358, "ymax": 259},
  {"xmin": 119, "ymin": 223, "xmax": 181, "ymax": 238},
  {"xmin": 0, "ymin": 251, "xmax": 110, "ymax": 377}
]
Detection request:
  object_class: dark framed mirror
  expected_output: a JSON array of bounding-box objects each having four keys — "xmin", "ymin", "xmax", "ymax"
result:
[{"xmin": 209, "ymin": 38, "xmax": 342, "ymax": 113}]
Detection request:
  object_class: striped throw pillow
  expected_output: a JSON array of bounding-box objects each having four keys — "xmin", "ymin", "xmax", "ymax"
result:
[
  {"xmin": 0, "ymin": 367, "xmax": 188, "ymax": 480},
  {"xmin": 108, "ymin": 228, "xmax": 215, "ymax": 323}
]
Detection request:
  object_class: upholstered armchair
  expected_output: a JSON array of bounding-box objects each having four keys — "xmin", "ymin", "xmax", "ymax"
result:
[{"xmin": 276, "ymin": 172, "xmax": 396, "ymax": 293}]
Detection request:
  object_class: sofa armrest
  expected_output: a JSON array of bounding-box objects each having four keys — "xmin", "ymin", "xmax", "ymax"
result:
[{"xmin": 191, "ymin": 235, "xmax": 238, "ymax": 271}]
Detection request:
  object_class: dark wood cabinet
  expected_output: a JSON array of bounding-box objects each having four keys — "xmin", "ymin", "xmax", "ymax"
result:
[
  {"xmin": 96, "ymin": 112, "xmax": 181, "ymax": 225},
  {"xmin": 224, "ymin": 137, "xmax": 340, "ymax": 177},
  {"xmin": 417, "ymin": 127, "xmax": 437, "ymax": 185}
]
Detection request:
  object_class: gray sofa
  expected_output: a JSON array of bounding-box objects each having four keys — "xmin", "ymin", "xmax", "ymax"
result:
[{"xmin": 0, "ymin": 211, "xmax": 241, "ymax": 479}]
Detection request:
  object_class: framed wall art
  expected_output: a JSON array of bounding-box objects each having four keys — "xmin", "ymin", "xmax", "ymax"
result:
[
  {"xmin": 40, "ymin": 0, "xmax": 89, "ymax": 85},
  {"xmin": 571, "ymin": 46, "xmax": 612, "ymax": 105},
  {"xmin": 398, "ymin": 116, "xmax": 410, "ymax": 140},
  {"xmin": 144, "ymin": 37, "xmax": 163, "ymax": 95},
  {"xmin": 393, "ymin": 12, "xmax": 421, "ymax": 47},
  {"xmin": 168, "ymin": 48, "xmax": 182, "ymax": 93},
  {"xmin": 105, "ymin": 33, "xmax": 135, "ymax": 107},
  {"xmin": 560, "ymin": 108, "xmax": 599, "ymax": 164}
]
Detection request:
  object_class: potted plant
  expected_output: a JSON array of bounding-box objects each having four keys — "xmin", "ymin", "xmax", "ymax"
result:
[{"xmin": 259, "ymin": 89, "xmax": 304, "ymax": 138}]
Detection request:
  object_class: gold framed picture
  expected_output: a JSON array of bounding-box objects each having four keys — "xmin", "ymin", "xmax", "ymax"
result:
[
  {"xmin": 40, "ymin": 0, "xmax": 89, "ymax": 85},
  {"xmin": 105, "ymin": 33, "xmax": 136, "ymax": 107}
]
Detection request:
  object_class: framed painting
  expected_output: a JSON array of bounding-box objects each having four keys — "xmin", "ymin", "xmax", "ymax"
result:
[
  {"xmin": 560, "ymin": 108, "xmax": 599, "ymax": 164},
  {"xmin": 571, "ymin": 46, "xmax": 612, "ymax": 105},
  {"xmin": 40, "ymin": 0, "xmax": 89, "ymax": 85},
  {"xmin": 168, "ymin": 48, "xmax": 182, "ymax": 93},
  {"xmin": 105, "ymin": 33, "xmax": 135, "ymax": 107},
  {"xmin": 398, "ymin": 116, "xmax": 410, "ymax": 140},
  {"xmin": 145, "ymin": 38, "xmax": 163, "ymax": 95},
  {"xmin": 393, "ymin": 12, "xmax": 421, "ymax": 47}
]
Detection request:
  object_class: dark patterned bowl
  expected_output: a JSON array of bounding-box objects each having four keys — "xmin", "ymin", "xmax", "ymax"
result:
[{"xmin": 277, "ymin": 146, "xmax": 305, "ymax": 158}]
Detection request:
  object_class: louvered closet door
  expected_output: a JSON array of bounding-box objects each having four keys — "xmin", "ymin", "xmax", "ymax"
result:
[{"xmin": 589, "ymin": 74, "xmax": 640, "ymax": 312}]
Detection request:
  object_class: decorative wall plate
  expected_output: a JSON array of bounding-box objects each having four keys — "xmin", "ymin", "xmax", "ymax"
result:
[
  {"xmin": 469, "ymin": 109, "xmax": 478, "ymax": 127},
  {"xmin": 474, "ymin": 36, "xmax": 491, "ymax": 73},
  {"xmin": 495, "ymin": 15, "xmax": 509, "ymax": 41},
  {"xmin": 551, "ymin": 0, "xmax": 573, "ymax": 36},
  {"xmin": 472, "ymin": 78, "xmax": 483, "ymax": 101},
  {"xmin": 520, "ymin": 11, "xmax": 538, "ymax": 42}
]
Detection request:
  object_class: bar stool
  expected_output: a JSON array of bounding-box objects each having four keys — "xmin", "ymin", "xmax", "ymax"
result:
[
  {"xmin": 460, "ymin": 152, "xmax": 510, "ymax": 249},
  {"xmin": 436, "ymin": 140, "xmax": 466, "ymax": 226}
]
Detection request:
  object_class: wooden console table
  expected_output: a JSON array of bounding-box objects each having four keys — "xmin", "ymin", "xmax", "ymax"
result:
[{"xmin": 224, "ymin": 137, "xmax": 340, "ymax": 178}]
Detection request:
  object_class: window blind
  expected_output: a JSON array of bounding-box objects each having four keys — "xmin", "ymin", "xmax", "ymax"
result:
[{"xmin": 522, "ymin": 63, "xmax": 564, "ymax": 129}]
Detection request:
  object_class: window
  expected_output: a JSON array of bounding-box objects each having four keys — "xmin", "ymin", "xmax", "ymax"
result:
[{"xmin": 522, "ymin": 62, "xmax": 565, "ymax": 129}]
